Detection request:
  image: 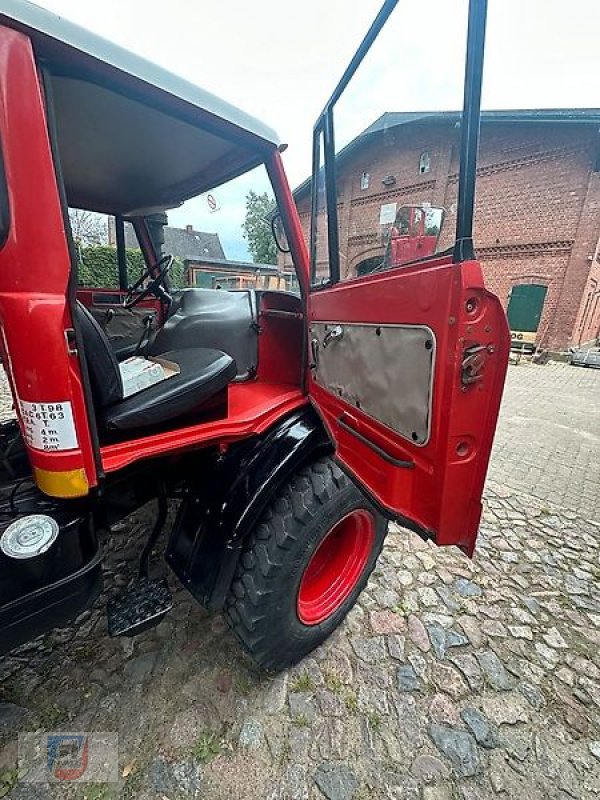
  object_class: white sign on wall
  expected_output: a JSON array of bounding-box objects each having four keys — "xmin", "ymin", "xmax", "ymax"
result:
[{"xmin": 379, "ymin": 202, "xmax": 397, "ymax": 225}]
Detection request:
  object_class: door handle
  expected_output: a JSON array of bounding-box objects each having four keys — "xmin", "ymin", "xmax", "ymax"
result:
[{"xmin": 323, "ymin": 325, "xmax": 344, "ymax": 348}]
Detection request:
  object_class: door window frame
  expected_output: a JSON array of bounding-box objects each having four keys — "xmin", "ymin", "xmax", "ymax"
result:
[{"xmin": 309, "ymin": 0, "xmax": 489, "ymax": 289}]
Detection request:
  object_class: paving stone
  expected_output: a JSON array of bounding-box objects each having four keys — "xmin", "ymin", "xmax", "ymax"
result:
[
  {"xmin": 396, "ymin": 664, "xmax": 420, "ymax": 692},
  {"xmin": 481, "ymin": 693, "xmax": 530, "ymax": 725},
  {"xmin": 481, "ymin": 620, "xmax": 507, "ymax": 638},
  {"xmin": 457, "ymin": 616, "xmax": 486, "ymax": 648},
  {"xmin": 350, "ymin": 636, "xmax": 386, "ymax": 664},
  {"xmin": 518, "ymin": 681, "xmax": 546, "ymax": 710},
  {"xmin": 428, "ymin": 724, "xmax": 480, "ymax": 777},
  {"xmin": 313, "ymin": 762, "xmax": 358, "ymax": 800},
  {"xmin": 263, "ymin": 672, "xmax": 289, "ymax": 714},
  {"xmin": 422, "ymin": 784, "xmax": 454, "ymax": 800},
  {"xmin": 418, "ymin": 587, "xmax": 440, "ymax": 607},
  {"xmin": 410, "ymin": 753, "xmax": 450, "ymax": 782},
  {"xmin": 453, "ymin": 578, "xmax": 482, "ymax": 598},
  {"xmin": 322, "ymin": 650, "xmax": 354, "ymax": 684},
  {"xmin": 370, "ymin": 609, "xmax": 406, "ymax": 634},
  {"xmin": 289, "ymin": 692, "xmax": 316, "ymax": 723},
  {"xmin": 429, "ymin": 693, "xmax": 460, "ymax": 725},
  {"xmin": 280, "ymin": 764, "xmax": 309, "ymax": 800},
  {"xmin": 408, "ymin": 615, "xmax": 430, "ymax": 652},
  {"xmin": 447, "ymin": 653, "xmax": 483, "ymax": 692},
  {"xmin": 387, "ymin": 634, "xmax": 406, "ymax": 661},
  {"xmin": 239, "ymin": 717, "xmax": 263, "ymax": 748},
  {"xmin": 460, "ymin": 707, "xmax": 498, "ymax": 749},
  {"xmin": 0, "ymin": 703, "xmax": 36, "ymax": 741},
  {"xmin": 432, "ymin": 663, "xmax": 469, "ymax": 699},
  {"xmin": 476, "ymin": 650, "xmax": 514, "ymax": 691},
  {"xmin": 123, "ymin": 651, "xmax": 158, "ymax": 683},
  {"xmin": 543, "ymin": 627, "xmax": 568, "ymax": 649},
  {"xmin": 426, "ymin": 623, "xmax": 468, "ymax": 660},
  {"xmin": 508, "ymin": 625, "xmax": 533, "ymax": 640}
]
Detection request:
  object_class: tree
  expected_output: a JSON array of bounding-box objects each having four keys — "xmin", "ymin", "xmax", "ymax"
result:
[
  {"xmin": 68, "ymin": 209, "xmax": 108, "ymax": 246},
  {"xmin": 241, "ymin": 190, "xmax": 277, "ymax": 265}
]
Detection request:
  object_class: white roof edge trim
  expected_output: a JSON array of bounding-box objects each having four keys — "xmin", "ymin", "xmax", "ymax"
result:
[{"xmin": 0, "ymin": 0, "xmax": 280, "ymax": 147}]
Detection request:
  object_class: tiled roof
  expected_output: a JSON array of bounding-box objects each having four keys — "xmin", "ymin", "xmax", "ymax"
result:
[{"xmin": 124, "ymin": 223, "xmax": 225, "ymax": 260}]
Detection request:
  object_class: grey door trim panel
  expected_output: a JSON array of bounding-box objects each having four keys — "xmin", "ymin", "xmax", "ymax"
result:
[{"xmin": 311, "ymin": 321, "xmax": 436, "ymax": 446}]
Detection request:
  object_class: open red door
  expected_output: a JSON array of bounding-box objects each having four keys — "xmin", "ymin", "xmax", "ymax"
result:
[{"xmin": 306, "ymin": 0, "xmax": 510, "ymax": 555}]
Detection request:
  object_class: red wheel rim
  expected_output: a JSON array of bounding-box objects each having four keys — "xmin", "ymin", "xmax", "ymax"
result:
[{"xmin": 297, "ymin": 509, "xmax": 375, "ymax": 626}]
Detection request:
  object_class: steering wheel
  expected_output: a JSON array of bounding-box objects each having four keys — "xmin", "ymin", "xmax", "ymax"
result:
[{"xmin": 123, "ymin": 254, "xmax": 173, "ymax": 309}]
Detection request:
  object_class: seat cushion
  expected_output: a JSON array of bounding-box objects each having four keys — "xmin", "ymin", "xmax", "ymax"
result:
[{"xmin": 103, "ymin": 348, "xmax": 236, "ymax": 431}]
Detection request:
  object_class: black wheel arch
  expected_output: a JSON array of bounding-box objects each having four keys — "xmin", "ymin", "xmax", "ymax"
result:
[{"xmin": 165, "ymin": 405, "xmax": 332, "ymax": 610}]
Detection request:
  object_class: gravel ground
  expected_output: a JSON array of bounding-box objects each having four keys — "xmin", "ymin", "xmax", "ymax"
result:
[{"xmin": 0, "ymin": 360, "xmax": 598, "ymax": 800}]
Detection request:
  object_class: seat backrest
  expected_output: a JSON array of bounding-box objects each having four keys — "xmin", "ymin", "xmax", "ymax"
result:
[
  {"xmin": 150, "ymin": 289, "xmax": 258, "ymax": 379},
  {"xmin": 75, "ymin": 301, "xmax": 123, "ymax": 407}
]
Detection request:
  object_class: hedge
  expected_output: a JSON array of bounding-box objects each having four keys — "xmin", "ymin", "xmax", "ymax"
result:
[{"xmin": 76, "ymin": 245, "xmax": 185, "ymax": 290}]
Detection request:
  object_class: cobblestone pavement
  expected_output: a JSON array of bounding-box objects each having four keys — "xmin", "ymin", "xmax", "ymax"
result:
[
  {"xmin": 488, "ymin": 361, "xmax": 600, "ymax": 517},
  {"xmin": 0, "ymin": 362, "xmax": 599, "ymax": 800}
]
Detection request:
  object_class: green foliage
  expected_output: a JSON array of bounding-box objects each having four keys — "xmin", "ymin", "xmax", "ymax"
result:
[
  {"xmin": 290, "ymin": 671, "xmax": 315, "ymax": 693},
  {"xmin": 192, "ymin": 731, "xmax": 222, "ymax": 763},
  {"xmin": 241, "ymin": 190, "xmax": 277, "ymax": 265},
  {"xmin": 75, "ymin": 245, "xmax": 185, "ymax": 290}
]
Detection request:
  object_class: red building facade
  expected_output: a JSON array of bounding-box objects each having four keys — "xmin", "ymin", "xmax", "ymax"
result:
[{"xmin": 285, "ymin": 110, "xmax": 600, "ymax": 352}]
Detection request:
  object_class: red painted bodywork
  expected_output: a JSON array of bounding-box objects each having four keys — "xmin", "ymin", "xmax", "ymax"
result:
[
  {"xmin": 386, "ymin": 206, "xmax": 440, "ymax": 267},
  {"xmin": 0, "ymin": 29, "xmax": 97, "ymax": 489},
  {"xmin": 308, "ymin": 254, "xmax": 510, "ymax": 555}
]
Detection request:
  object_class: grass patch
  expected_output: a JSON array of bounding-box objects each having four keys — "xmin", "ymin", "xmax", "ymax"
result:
[
  {"xmin": 323, "ymin": 669, "xmax": 343, "ymax": 694},
  {"xmin": 75, "ymin": 785, "xmax": 115, "ymax": 800},
  {"xmin": 393, "ymin": 598, "xmax": 414, "ymax": 616},
  {"xmin": 39, "ymin": 702, "xmax": 68, "ymax": 729},
  {"xmin": 366, "ymin": 710, "xmax": 382, "ymax": 731},
  {"xmin": 234, "ymin": 673, "xmax": 253, "ymax": 696},
  {"xmin": 344, "ymin": 691, "xmax": 358, "ymax": 714},
  {"xmin": 0, "ymin": 769, "xmax": 20, "ymax": 799},
  {"xmin": 289, "ymin": 671, "xmax": 315, "ymax": 693},
  {"xmin": 291, "ymin": 713, "xmax": 310, "ymax": 728},
  {"xmin": 192, "ymin": 731, "xmax": 222, "ymax": 764}
]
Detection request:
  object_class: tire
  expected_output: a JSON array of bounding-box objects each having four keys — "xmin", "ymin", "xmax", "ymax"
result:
[{"xmin": 224, "ymin": 456, "xmax": 387, "ymax": 670}]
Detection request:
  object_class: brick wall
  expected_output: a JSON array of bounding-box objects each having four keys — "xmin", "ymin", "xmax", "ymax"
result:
[{"xmin": 286, "ymin": 121, "xmax": 600, "ymax": 351}]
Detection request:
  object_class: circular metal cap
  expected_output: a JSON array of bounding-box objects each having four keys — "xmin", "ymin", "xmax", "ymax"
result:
[{"xmin": 0, "ymin": 515, "xmax": 59, "ymax": 560}]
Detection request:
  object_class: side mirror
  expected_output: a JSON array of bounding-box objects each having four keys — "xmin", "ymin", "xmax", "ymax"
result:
[{"xmin": 271, "ymin": 212, "xmax": 290, "ymax": 254}]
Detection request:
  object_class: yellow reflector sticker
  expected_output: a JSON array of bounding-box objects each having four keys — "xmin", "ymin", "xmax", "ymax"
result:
[{"xmin": 33, "ymin": 467, "xmax": 89, "ymax": 498}]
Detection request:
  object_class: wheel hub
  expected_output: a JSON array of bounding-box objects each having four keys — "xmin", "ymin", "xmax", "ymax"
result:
[{"xmin": 297, "ymin": 509, "xmax": 375, "ymax": 625}]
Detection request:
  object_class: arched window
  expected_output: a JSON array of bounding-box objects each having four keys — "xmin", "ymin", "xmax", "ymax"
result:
[{"xmin": 418, "ymin": 152, "xmax": 431, "ymax": 175}]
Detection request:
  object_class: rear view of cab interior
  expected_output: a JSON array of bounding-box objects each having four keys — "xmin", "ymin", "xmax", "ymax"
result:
[{"xmin": 44, "ymin": 40, "xmax": 306, "ymax": 471}]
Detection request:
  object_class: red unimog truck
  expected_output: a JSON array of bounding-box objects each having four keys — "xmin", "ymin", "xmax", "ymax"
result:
[{"xmin": 0, "ymin": 0, "xmax": 508, "ymax": 669}]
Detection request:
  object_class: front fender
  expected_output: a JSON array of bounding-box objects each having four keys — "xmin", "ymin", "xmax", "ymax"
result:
[{"xmin": 165, "ymin": 406, "xmax": 331, "ymax": 609}]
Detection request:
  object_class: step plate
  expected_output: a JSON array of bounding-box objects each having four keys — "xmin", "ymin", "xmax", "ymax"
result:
[{"xmin": 107, "ymin": 576, "xmax": 173, "ymax": 638}]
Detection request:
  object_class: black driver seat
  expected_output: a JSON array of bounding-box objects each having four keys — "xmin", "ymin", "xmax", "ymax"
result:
[{"xmin": 76, "ymin": 302, "xmax": 236, "ymax": 432}]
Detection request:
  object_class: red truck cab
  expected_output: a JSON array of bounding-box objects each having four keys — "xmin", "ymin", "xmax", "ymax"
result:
[{"xmin": 0, "ymin": 0, "xmax": 508, "ymax": 668}]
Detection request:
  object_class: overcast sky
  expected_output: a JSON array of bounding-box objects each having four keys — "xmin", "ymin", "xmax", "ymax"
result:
[{"xmin": 32, "ymin": 0, "xmax": 598, "ymax": 258}]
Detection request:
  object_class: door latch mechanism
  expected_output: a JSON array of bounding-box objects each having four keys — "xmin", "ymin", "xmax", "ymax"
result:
[
  {"xmin": 461, "ymin": 344, "xmax": 489, "ymax": 387},
  {"xmin": 323, "ymin": 325, "xmax": 344, "ymax": 348}
]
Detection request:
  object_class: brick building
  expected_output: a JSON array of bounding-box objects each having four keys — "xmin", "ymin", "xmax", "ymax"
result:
[{"xmin": 285, "ymin": 110, "xmax": 600, "ymax": 352}]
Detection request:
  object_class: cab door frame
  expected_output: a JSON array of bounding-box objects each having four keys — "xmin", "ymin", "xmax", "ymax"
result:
[{"xmin": 306, "ymin": 0, "xmax": 510, "ymax": 556}]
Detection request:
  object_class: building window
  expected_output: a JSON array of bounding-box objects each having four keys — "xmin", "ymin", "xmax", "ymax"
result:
[
  {"xmin": 360, "ymin": 171, "xmax": 370, "ymax": 190},
  {"xmin": 419, "ymin": 152, "xmax": 431, "ymax": 175}
]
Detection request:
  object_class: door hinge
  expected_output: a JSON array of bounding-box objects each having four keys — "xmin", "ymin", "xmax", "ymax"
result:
[{"xmin": 64, "ymin": 328, "xmax": 78, "ymax": 356}]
